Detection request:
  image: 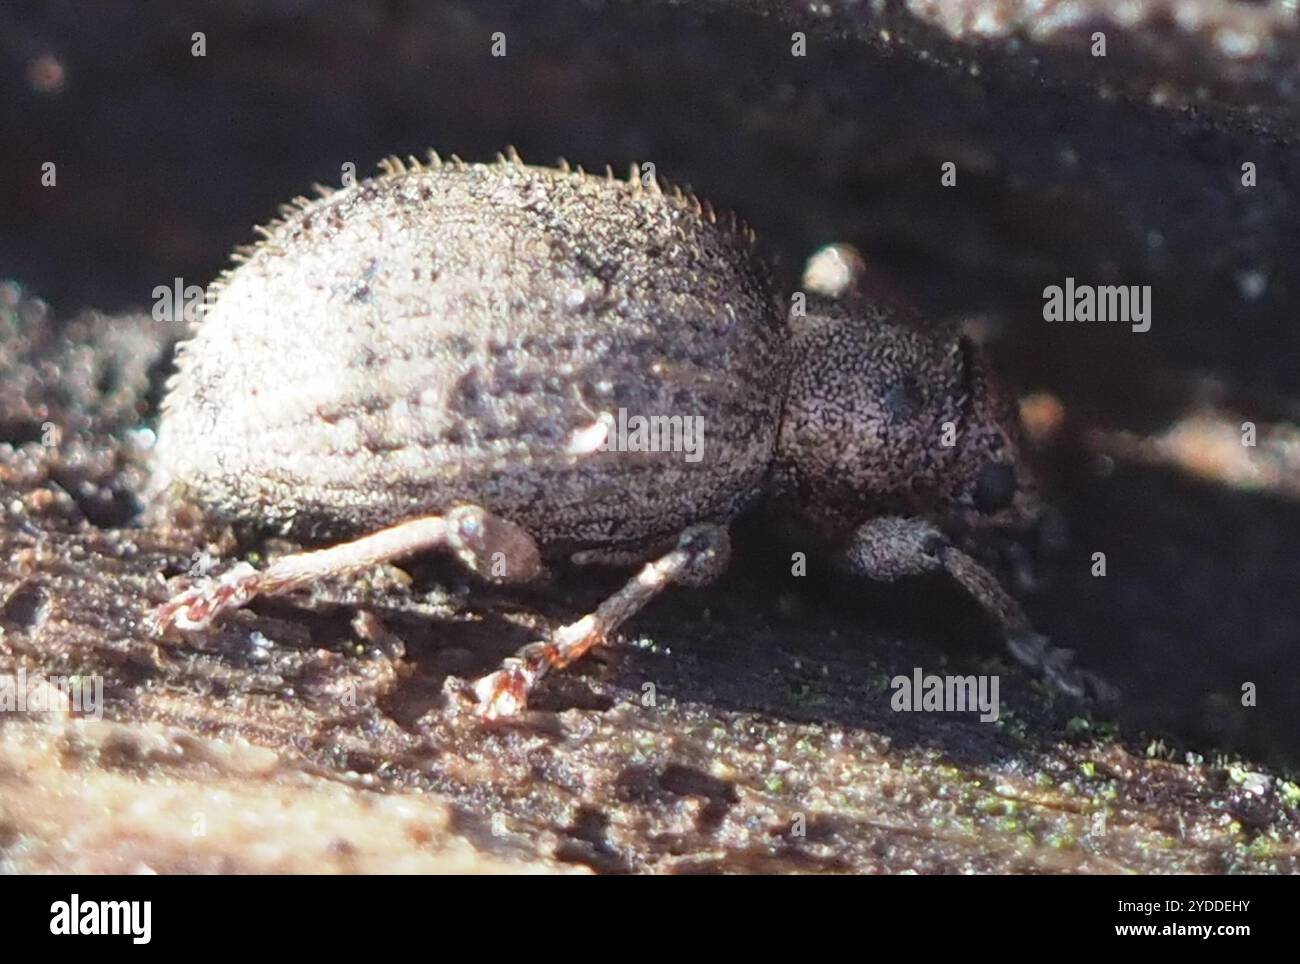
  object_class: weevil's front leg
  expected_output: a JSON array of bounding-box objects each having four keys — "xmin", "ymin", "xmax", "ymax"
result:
[
  {"xmin": 151, "ymin": 505, "xmax": 544, "ymax": 634},
  {"xmin": 840, "ymin": 516, "xmax": 1116, "ymax": 705},
  {"xmin": 467, "ymin": 524, "xmax": 730, "ymax": 719}
]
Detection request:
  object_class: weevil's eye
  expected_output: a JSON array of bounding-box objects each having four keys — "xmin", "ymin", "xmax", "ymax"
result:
[{"xmin": 972, "ymin": 461, "xmax": 1016, "ymax": 512}]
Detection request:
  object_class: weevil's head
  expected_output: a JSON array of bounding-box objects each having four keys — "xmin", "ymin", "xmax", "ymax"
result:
[{"xmin": 775, "ymin": 295, "xmax": 1042, "ymax": 538}]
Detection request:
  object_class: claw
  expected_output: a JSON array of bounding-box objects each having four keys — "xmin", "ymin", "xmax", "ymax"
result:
[
  {"xmin": 1006, "ymin": 631, "xmax": 1118, "ymax": 707},
  {"xmin": 471, "ymin": 662, "xmax": 533, "ymax": 720},
  {"xmin": 1006, "ymin": 631, "xmax": 1051, "ymax": 668},
  {"xmin": 466, "ymin": 642, "xmax": 559, "ymax": 719},
  {"xmin": 150, "ymin": 562, "xmax": 259, "ymax": 635}
]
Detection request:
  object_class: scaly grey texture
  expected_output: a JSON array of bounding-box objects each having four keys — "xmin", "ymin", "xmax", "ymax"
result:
[
  {"xmin": 153, "ymin": 154, "xmax": 786, "ymax": 557},
  {"xmin": 154, "ymin": 153, "xmax": 1031, "ymax": 561}
]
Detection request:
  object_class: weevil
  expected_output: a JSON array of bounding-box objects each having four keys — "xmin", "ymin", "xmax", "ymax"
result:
[{"xmin": 149, "ymin": 149, "xmax": 1112, "ymax": 717}]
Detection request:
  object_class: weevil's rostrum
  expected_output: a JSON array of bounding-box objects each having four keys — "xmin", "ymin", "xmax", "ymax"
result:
[{"xmin": 151, "ymin": 151, "xmax": 1111, "ymax": 717}]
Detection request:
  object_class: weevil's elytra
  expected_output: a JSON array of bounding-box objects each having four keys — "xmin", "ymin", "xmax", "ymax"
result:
[
  {"xmin": 151, "ymin": 149, "xmax": 1115, "ymax": 717},
  {"xmin": 153, "ymin": 151, "xmax": 786, "ymax": 553}
]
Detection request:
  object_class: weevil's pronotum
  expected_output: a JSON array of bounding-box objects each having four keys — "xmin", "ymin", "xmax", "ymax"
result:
[{"xmin": 149, "ymin": 150, "xmax": 1112, "ymax": 717}]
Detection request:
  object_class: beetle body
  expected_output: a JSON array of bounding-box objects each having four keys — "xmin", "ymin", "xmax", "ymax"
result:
[
  {"xmin": 151, "ymin": 152, "xmax": 1111, "ymax": 715},
  {"xmin": 153, "ymin": 155, "xmax": 787, "ymax": 558}
]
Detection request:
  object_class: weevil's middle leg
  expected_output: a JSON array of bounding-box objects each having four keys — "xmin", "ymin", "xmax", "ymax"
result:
[
  {"xmin": 467, "ymin": 523, "xmax": 730, "ymax": 719},
  {"xmin": 151, "ymin": 505, "xmax": 544, "ymax": 634}
]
